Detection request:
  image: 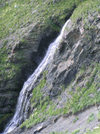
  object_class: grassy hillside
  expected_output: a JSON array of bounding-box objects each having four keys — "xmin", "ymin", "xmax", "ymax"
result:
[
  {"xmin": 71, "ymin": 0, "xmax": 100, "ymax": 22},
  {"xmin": 0, "ymin": 0, "xmax": 86, "ymax": 40}
]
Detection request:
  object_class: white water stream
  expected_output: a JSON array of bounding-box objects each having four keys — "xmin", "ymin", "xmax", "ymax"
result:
[{"xmin": 3, "ymin": 19, "xmax": 71, "ymax": 134}]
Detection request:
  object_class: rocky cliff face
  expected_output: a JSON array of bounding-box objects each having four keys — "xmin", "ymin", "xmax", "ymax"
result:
[
  {"xmin": 0, "ymin": 0, "xmax": 78, "ymax": 132},
  {"xmin": 10, "ymin": 5, "xmax": 100, "ymax": 134},
  {"xmin": 0, "ymin": 0, "xmax": 100, "ymax": 134},
  {"xmin": 0, "ymin": 22, "xmax": 59, "ymax": 132}
]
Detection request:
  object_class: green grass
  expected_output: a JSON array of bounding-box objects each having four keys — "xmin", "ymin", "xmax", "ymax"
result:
[
  {"xmin": 21, "ymin": 74, "xmax": 47, "ymax": 128},
  {"xmin": 97, "ymin": 111, "xmax": 100, "ymax": 121},
  {"xmin": 73, "ymin": 116, "xmax": 79, "ymax": 123},
  {"xmin": 38, "ymin": 127, "xmax": 100, "ymax": 134},
  {"xmin": 86, "ymin": 127, "xmax": 100, "ymax": 134},
  {"xmin": 21, "ymin": 72, "xmax": 65, "ymax": 128},
  {"xmin": 49, "ymin": 129, "xmax": 80, "ymax": 134},
  {"xmin": 65, "ymin": 63, "xmax": 100, "ymax": 114},
  {"xmin": 0, "ymin": 41, "xmax": 21, "ymax": 81},
  {"xmin": 0, "ymin": 0, "xmax": 87, "ymax": 40},
  {"xmin": 87, "ymin": 113, "xmax": 95, "ymax": 123},
  {"xmin": 72, "ymin": 129, "xmax": 80, "ymax": 134},
  {"xmin": 40, "ymin": 127, "xmax": 100, "ymax": 134},
  {"xmin": 71, "ymin": 0, "xmax": 100, "ymax": 24},
  {"xmin": 31, "ymin": 74, "xmax": 46, "ymax": 106},
  {"xmin": 21, "ymin": 63, "xmax": 100, "ymax": 129},
  {"xmin": 21, "ymin": 72, "xmax": 62, "ymax": 128}
]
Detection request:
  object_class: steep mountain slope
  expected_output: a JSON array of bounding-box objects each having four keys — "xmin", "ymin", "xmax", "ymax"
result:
[
  {"xmin": 0, "ymin": 0, "xmax": 80, "ymax": 132},
  {"xmin": 0, "ymin": 0, "xmax": 100, "ymax": 134}
]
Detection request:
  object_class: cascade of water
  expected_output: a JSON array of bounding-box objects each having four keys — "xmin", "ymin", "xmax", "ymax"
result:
[{"xmin": 3, "ymin": 19, "xmax": 71, "ymax": 134}]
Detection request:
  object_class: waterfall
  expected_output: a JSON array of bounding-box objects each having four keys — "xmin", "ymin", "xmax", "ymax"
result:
[{"xmin": 3, "ymin": 19, "xmax": 71, "ymax": 134}]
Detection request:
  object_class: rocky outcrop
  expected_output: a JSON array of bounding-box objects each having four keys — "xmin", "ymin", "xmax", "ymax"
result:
[
  {"xmin": 0, "ymin": 0, "xmax": 77, "ymax": 131},
  {"xmin": 0, "ymin": 23, "xmax": 59, "ymax": 132},
  {"xmin": 10, "ymin": 106, "xmax": 100, "ymax": 134},
  {"xmin": 9, "ymin": 8, "xmax": 100, "ymax": 134}
]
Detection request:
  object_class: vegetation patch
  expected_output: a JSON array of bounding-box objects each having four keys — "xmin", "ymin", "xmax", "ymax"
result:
[
  {"xmin": 21, "ymin": 74, "xmax": 47, "ymax": 128},
  {"xmin": 65, "ymin": 63, "xmax": 100, "ymax": 114},
  {"xmin": 71, "ymin": 0, "xmax": 100, "ymax": 25},
  {"xmin": 0, "ymin": 0, "xmax": 88, "ymax": 40},
  {"xmin": 97, "ymin": 111, "xmax": 100, "ymax": 121},
  {"xmin": 73, "ymin": 116, "xmax": 79, "ymax": 123},
  {"xmin": 0, "ymin": 42, "xmax": 21, "ymax": 81},
  {"xmin": 49, "ymin": 129, "xmax": 80, "ymax": 134},
  {"xmin": 87, "ymin": 113, "xmax": 95, "ymax": 123},
  {"xmin": 21, "ymin": 63, "xmax": 100, "ymax": 129},
  {"xmin": 21, "ymin": 72, "xmax": 65, "ymax": 128},
  {"xmin": 72, "ymin": 129, "xmax": 80, "ymax": 134},
  {"xmin": 86, "ymin": 127, "xmax": 100, "ymax": 134}
]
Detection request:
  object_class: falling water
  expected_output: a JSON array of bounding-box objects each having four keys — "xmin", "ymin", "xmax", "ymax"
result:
[{"xmin": 3, "ymin": 19, "xmax": 71, "ymax": 134}]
